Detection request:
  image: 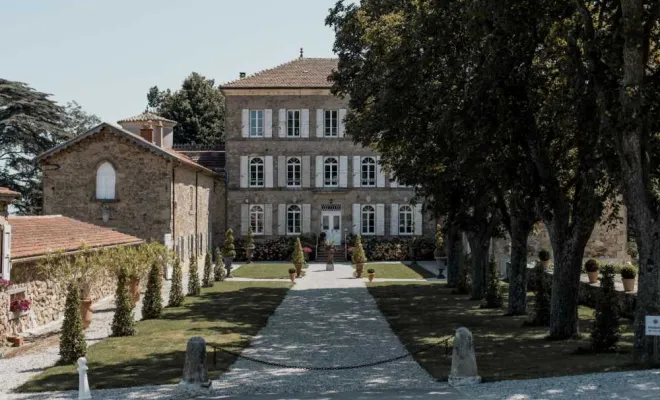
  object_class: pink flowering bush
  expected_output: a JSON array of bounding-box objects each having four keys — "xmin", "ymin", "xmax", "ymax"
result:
[
  {"xmin": 10, "ymin": 299, "xmax": 32, "ymax": 313},
  {"xmin": 0, "ymin": 278, "xmax": 12, "ymax": 290}
]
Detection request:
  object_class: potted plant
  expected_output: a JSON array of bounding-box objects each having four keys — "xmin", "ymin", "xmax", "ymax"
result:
[
  {"xmin": 539, "ymin": 249, "xmax": 551, "ymax": 269},
  {"xmin": 288, "ymin": 268, "xmax": 297, "ymax": 282},
  {"xmin": 621, "ymin": 265, "xmax": 637, "ymax": 292},
  {"xmin": 585, "ymin": 259, "xmax": 599, "ymax": 284},
  {"xmin": 367, "ymin": 268, "xmax": 376, "ymax": 282},
  {"xmin": 222, "ymin": 229, "xmax": 236, "ymax": 278},
  {"xmin": 244, "ymin": 228, "xmax": 255, "ymax": 264},
  {"xmin": 0, "ymin": 278, "xmax": 12, "ymax": 291},
  {"xmin": 434, "ymin": 224, "xmax": 446, "ymax": 278},
  {"xmin": 10, "ymin": 298, "xmax": 32, "ymax": 318},
  {"xmin": 292, "ymin": 238, "xmax": 305, "ymax": 278},
  {"xmin": 352, "ymin": 235, "xmax": 367, "ymax": 278}
]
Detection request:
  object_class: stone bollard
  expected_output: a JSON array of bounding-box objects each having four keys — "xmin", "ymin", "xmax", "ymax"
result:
[
  {"xmin": 77, "ymin": 357, "xmax": 91, "ymax": 400},
  {"xmin": 448, "ymin": 327, "xmax": 481, "ymax": 386},
  {"xmin": 178, "ymin": 337, "xmax": 211, "ymax": 395}
]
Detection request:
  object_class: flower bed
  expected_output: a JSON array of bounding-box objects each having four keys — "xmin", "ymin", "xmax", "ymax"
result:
[{"xmin": 233, "ymin": 234, "xmax": 317, "ymax": 262}]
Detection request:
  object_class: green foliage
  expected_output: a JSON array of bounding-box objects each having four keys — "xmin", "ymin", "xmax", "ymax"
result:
[
  {"xmin": 202, "ymin": 251, "xmax": 213, "ymax": 288},
  {"xmin": 167, "ymin": 256, "xmax": 184, "ymax": 307},
  {"xmin": 111, "ymin": 267, "xmax": 135, "ymax": 337},
  {"xmin": 142, "ymin": 262, "xmax": 163, "ymax": 320},
  {"xmin": 367, "ymin": 268, "xmax": 376, "ymax": 274},
  {"xmin": 434, "ymin": 224, "xmax": 444, "ymax": 256},
  {"xmin": 482, "ymin": 260, "xmax": 502, "ymax": 309},
  {"xmin": 455, "ymin": 254, "xmax": 471, "ymax": 295},
  {"xmin": 187, "ymin": 255, "xmax": 200, "ymax": 296},
  {"xmin": 62, "ymin": 100, "xmax": 101, "ymax": 137},
  {"xmin": 288, "ymin": 268, "xmax": 296, "ymax": 274},
  {"xmin": 291, "ymin": 238, "xmax": 305, "ymax": 265},
  {"xmin": 222, "ymin": 229, "xmax": 236, "ymax": 258},
  {"xmin": 232, "ymin": 235, "xmax": 317, "ymax": 262},
  {"xmin": 531, "ymin": 262, "xmax": 551, "ymax": 326},
  {"xmin": 213, "ymin": 247, "xmax": 226, "ymax": 281},
  {"xmin": 351, "ymin": 235, "xmax": 368, "ymax": 264},
  {"xmin": 59, "ymin": 284, "xmax": 87, "ymax": 364},
  {"xmin": 620, "ymin": 265, "xmax": 637, "ymax": 280},
  {"xmin": 585, "ymin": 259, "xmax": 599, "ymax": 273},
  {"xmin": 245, "ymin": 228, "xmax": 255, "ymax": 248},
  {"xmin": 345, "ymin": 234, "xmax": 436, "ymax": 261},
  {"xmin": 538, "ymin": 250, "xmax": 550, "ymax": 262},
  {"xmin": 591, "ymin": 265, "xmax": 620, "ymax": 352}
]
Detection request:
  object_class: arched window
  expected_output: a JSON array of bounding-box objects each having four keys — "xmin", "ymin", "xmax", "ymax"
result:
[
  {"xmin": 361, "ymin": 157, "xmax": 376, "ymax": 187},
  {"xmin": 287, "ymin": 205, "xmax": 302, "ymax": 234},
  {"xmin": 286, "ymin": 157, "xmax": 301, "ymax": 187},
  {"xmin": 361, "ymin": 205, "xmax": 375, "ymax": 235},
  {"xmin": 324, "ymin": 157, "xmax": 339, "ymax": 187},
  {"xmin": 95, "ymin": 162, "xmax": 116, "ymax": 200},
  {"xmin": 249, "ymin": 157, "xmax": 264, "ymax": 187},
  {"xmin": 399, "ymin": 205, "xmax": 414, "ymax": 235},
  {"xmin": 250, "ymin": 205, "xmax": 264, "ymax": 235}
]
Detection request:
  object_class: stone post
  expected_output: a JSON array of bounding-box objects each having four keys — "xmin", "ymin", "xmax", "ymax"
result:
[
  {"xmin": 178, "ymin": 336, "xmax": 211, "ymax": 394},
  {"xmin": 448, "ymin": 327, "xmax": 481, "ymax": 386},
  {"xmin": 77, "ymin": 357, "xmax": 91, "ymax": 400}
]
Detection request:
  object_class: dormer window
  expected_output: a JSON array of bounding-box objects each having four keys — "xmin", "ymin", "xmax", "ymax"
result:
[{"xmin": 95, "ymin": 162, "xmax": 116, "ymax": 200}]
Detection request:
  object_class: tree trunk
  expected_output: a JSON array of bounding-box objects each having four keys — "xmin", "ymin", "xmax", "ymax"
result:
[
  {"xmin": 446, "ymin": 221, "xmax": 462, "ymax": 288},
  {"xmin": 548, "ymin": 236, "xmax": 586, "ymax": 339},
  {"xmin": 467, "ymin": 234, "xmax": 490, "ymax": 300},
  {"xmin": 507, "ymin": 220, "xmax": 532, "ymax": 315}
]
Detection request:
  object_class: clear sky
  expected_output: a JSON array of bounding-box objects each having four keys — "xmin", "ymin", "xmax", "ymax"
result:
[{"xmin": 0, "ymin": 0, "xmax": 342, "ymax": 123}]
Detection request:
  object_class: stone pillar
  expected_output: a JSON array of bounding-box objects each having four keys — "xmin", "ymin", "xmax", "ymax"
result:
[
  {"xmin": 448, "ymin": 327, "xmax": 481, "ymax": 386},
  {"xmin": 77, "ymin": 357, "xmax": 91, "ymax": 400},
  {"xmin": 178, "ymin": 336, "xmax": 211, "ymax": 394}
]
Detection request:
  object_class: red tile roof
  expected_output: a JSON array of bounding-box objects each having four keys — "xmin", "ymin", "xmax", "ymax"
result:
[
  {"xmin": 221, "ymin": 58, "xmax": 338, "ymax": 89},
  {"xmin": 8, "ymin": 215, "xmax": 143, "ymax": 261},
  {"xmin": 0, "ymin": 187, "xmax": 20, "ymax": 198},
  {"xmin": 117, "ymin": 111, "xmax": 177, "ymax": 125}
]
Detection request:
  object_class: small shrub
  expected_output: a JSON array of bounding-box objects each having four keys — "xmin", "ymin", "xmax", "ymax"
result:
[
  {"xmin": 167, "ymin": 256, "xmax": 184, "ymax": 307},
  {"xmin": 187, "ymin": 255, "xmax": 200, "ymax": 296},
  {"xmin": 351, "ymin": 235, "xmax": 367, "ymax": 264},
  {"xmin": 530, "ymin": 261, "xmax": 551, "ymax": 326},
  {"xmin": 245, "ymin": 227, "xmax": 255, "ymax": 248},
  {"xmin": 288, "ymin": 268, "xmax": 296, "ymax": 274},
  {"xmin": 538, "ymin": 249, "xmax": 550, "ymax": 262},
  {"xmin": 59, "ymin": 283, "xmax": 87, "ymax": 364},
  {"xmin": 367, "ymin": 268, "xmax": 375, "ymax": 274},
  {"xmin": 482, "ymin": 260, "xmax": 502, "ymax": 309},
  {"xmin": 213, "ymin": 247, "xmax": 226, "ymax": 281},
  {"xmin": 222, "ymin": 229, "xmax": 236, "ymax": 258},
  {"xmin": 591, "ymin": 265, "xmax": 620, "ymax": 352},
  {"xmin": 111, "ymin": 266, "xmax": 136, "ymax": 337},
  {"xmin": 202, "ymin": 251, "xmax": 213, "ymax": 288},
  {"xmin": 620, "ymin": 265, "xmax": 637, "ymax": 279},
  {"xmin": 142, "ymin": 261, "xmax": 163, "ymax": 320},
  {"xmin": 292, "ymin": 238, "xmax": 305, "ymax": 265},
  {"xmin": 585, "ymin": 259, "xmax": 599, "ymax": 273}
]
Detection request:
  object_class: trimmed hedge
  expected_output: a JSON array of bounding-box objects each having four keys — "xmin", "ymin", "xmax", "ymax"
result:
[
  {"xmin": 346, "ymin": 234, "xmax": 436, "ymax": 261},
  {"xmin": 234, "ymin": 234, "xmax": 317, "ymax": 262}
]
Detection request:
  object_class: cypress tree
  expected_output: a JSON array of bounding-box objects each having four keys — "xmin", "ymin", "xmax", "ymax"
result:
[
  {"xmin": 59, "ymin": 283, "xmax": 87, "ymax": 364},
  {"xmin": 187, "ymin": 255, "xmax": 200, "ymax": 296},
  {"xmin": 142, "ymin": 261, "xmax": 163, "ymax": 319},
  {"xmin": 112, "ymin": 266, "xmax": 136, "ymax": 337},
  {"xmin": 202, "ymin": 251, "xmax": 213, "ymax": 288},
  {"xmin": 168, "ymin": 256, "xmax": 184, "ymax": 307},
  {"xmin": 591, "ymin": 265, "xmax": 620, "ymax": 352},
  {"xmin": 214, "ymin": 247, "xmax": 225, "ymax": 281}
]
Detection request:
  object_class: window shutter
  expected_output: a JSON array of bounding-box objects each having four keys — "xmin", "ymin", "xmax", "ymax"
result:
[
  {"xmin": 391, "ymin": 204, "xmax": 399, "ymax": 236},
  {"xmin": 265, "ymin": 109, "xmax": 273, "ymax": 138},
  {"xmin": 278, "ymin": 156, "xmax": 286, "ymax": 187},
  {"xmin": 265, "ymin": 156, "xmax": 274, "ymax": 188},
  {"xmin": 240, "ymin": 156, "xmax": 248, "ymax": 188},
  {"xmin": 338, "ymin": 109, "xmax": 347, "ymax": 138},
  {"xmin": 339, "ymin": 156, "xmax": 348, "ymax": 188},
  {"xmin": 278, "ymin": 109, "xmax": 286, "ymax": 138},
  {"xmin": 242, "ymin": 109, "xmax": 249, "ymax": 138},
  {"xmin": 315, "ymin": 156, "xmax": 323, "ymax": 187},
  {"xmin": 301, "ymin": 109, "xmax": 310, "ymax": 138},
  {"xmin": 302, "ymin": 204, "xmax": 312, "ymax": 234},
  {"xmin": 302, "ymin": 156, "xmax": 311, "ymax": 188},
  {"xmin": 390, "ymin": 174, "xmax": 398, "ymax": 188},
  {"xmin": 414, "ymin": 204, "xmax": 423, "ymax": 235},
  {"xmin": 353, "ymin": 156, "xmax": 361, "ymax": 188},
  {"xmin": 278, "ymin": 204, "xmax": 286, "ymax": 235},
  {"xmin": 1, "ymin": 224, "xmax": 11, "ymax": 280},
  {"xmin": 264, "ymin": 204, "xmax": 273, "ymax": 236},
  {"xmin": 316, "ymin": 109, "xmax": 323, "ymax": 137},
  {"xmin": 352, "ymin": 204, "xmax": 361, "ymax": 234},
  {"xmin": 376, "ymin": 204, "xmax": 385, "ymax": 235},
  {"xmin": 376, "ymin": 156, "xmax": 385, "ymax": 187},
  {"xmin": 241, "ymin": 204, "xmax": 249, "ymax": 235}
]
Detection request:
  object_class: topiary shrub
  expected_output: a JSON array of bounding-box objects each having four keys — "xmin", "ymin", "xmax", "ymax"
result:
[
  {"xmin": 142, "ymin": 261, "xmax": 163, "ymax": 320},
  {"xmin": 168, "ymin": 256, "xmax": 184, "ymax": 307},
  {"xmin": 222, "ymin": 230, "xmax": 236, "ymax": 258},
  {"xmin": 367, "ymin": 268, "xmax": 376, "ymax": 274},
  {"xmin": 213, "ymin": 247, "xmax": 226, "ymax": 281},
  {"xmin": 538, "ymin": 249, "xmax": 550, "ymax": 262},
  {"xmin": 528, "ymin": 261, "xmax": 551, "ymax": 326},
  {"xmin": 202, "ymin": 251, "xmax": 213, "ymax": 288},
  {"xmin": 292, "ymin": 238, "xmax": 305, "ymax": 265},
  {"xmin": 482, "ymin": 260, "xmax": 502, "ymax": 309},
  {"xmin": 351, "ymin": 235, "xmax": 368, "ymax": 264},
  {"xmin": 187, "ymin": 255, "xmax": 200, "ymax": 296},
  {"xmin": 591, "ymin": 265, "xmax": 620, "ymax": 352},
  {"xmin": 620, "ymin": 265, "xmax": 637, "ymax": 280},
  {"xmin": 111, "ymin": 266, "xmax": 136, "ymax": 337},
  {"xmin": 585, "ymin": 259, "xmax": 599, "ymax": 273},
  {"xmin": 59, "ymin": 283, "xmax": 87, "ymax": 364}
]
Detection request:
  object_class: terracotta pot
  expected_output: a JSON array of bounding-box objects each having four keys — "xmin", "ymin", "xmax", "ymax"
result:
[
  {"xmin": 622, "ymin": 278, "xmax": 636, "ymax": 292},
  {"xmin": 129, "ymin": 278, "xmax": 140, "ymax": 305},
  {"xmin": 289, "ymin": 273, "xmax": 296, "ymax": 282},
  {"xmin": 368, "ymin": 273, "xmax": 375, "ymax": 282},
  {"xmin": 587, "ymin": 271, "xmax": 599, "ymax": 284},
  {"xmin": 541, "ymin": 260, "xmax": 551, "ymax": 269},
  {"xmin": 355, "ymin": 263, "xmax": 364, "ymax": 278},
  {"xmin": 79, "ymin": 298, "xmax": 93, "ymax": 329},
  {"xmin": 7, "ymin": 336, "xmax": 23, "ymax": 347},
  {"xmin": 295, "ymin": 263, "xmax": 303, "ymax": 278}
]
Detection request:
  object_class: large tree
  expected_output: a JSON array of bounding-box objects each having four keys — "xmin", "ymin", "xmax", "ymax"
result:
[
  {"xmin": 147, "ymin": 72, "xmax": 225, "ymax": 146},
  {"xmin": 62, "ymin": 100, "xmax": 101, "ymax": 137}
]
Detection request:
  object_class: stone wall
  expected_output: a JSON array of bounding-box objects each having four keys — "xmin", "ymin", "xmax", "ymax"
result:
[{"xmin": 173, "ymin": 167, "xmax": 214, "ymax": 263}]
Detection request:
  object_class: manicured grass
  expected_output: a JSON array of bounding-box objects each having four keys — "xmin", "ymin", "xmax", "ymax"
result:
[
  {"xmin": 232, "ymin": 262, "xmax": 299, "ymax": 279},
  {"xmin": 363, "ymin": 262, "xmax": 436, "ymax": 279},
  {"xmin": 367, "ymin": 282, "xmax": 640, "ymax": 382},
  {"xmin": 18, "ymin": 281, "xmax": 290, "ymax": 392}
]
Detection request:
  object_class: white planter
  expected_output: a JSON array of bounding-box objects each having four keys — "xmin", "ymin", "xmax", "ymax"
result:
[{"xmin": 8, "ymin": 310, "xmax": 30, "ymax": 320}]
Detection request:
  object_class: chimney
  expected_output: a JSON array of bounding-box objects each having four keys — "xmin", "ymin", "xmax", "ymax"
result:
[
  {"xmin": 239, "ymin": 72, "xmax": 246, "ymax": 79},
  {"xmin": 139, "ymin": 123, "xmax": 154, "ymax": 143}
]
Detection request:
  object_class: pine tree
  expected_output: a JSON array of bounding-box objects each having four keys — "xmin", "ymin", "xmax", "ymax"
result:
[
  {"xmin": 168, "ymin": 256, "xmax": 184, "ymax": 307},
  {"xmin": 202, "ymin": 251, "xmax": 213, "ymax": 288},
  {"xmin": 142, "ymin": 261, "xmax": 163, "ymax": 319},
  {"xmin": 111, "ymin": 266, "xmax": 135, "ymax": 337},
  {"xmin": 591, "ymin": 265, "xmax": 620, "ymax": 352},
  {"xmin": 482, "ymin": 260, "xmax": 503, "ymax": 308},
  {"xmin": 214, "ymin": 247, "xmax": 225, "ymax": 281},
  {"xmin": 187, "ymin": 255, "xmax": 200, "ymax": 296},
  {"xmin": 59, "ymin": 283, "xmax": 87, "ymax": 364}
]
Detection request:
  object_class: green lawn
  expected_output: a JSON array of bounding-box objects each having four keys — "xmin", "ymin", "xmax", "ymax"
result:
[
  {"xmin": 18, "ymin": 281, "xmax": 290, "ymax": 392},
  {"xmin": 233, "ymin": 262, "xmax": 299, "ymax": 279},
  {"xmin": 363, "ymin": 262, "xmax": 436, "ymax": 279}
]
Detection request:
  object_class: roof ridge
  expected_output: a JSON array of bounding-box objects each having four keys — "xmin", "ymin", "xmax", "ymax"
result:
[
  {"xmin": 221, "ymin": 57, "xmax": 338, "ymax": 88},
  {"xmin": 9, "ymin": 214, "xmax": 63, "ymax": 219}
]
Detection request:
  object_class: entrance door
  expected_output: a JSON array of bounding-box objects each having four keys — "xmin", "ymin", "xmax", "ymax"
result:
[{"xmin": 321, "ymin": 211, "xmax": 342, "ymax": 246}]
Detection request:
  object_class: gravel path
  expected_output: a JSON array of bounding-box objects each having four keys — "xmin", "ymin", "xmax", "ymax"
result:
[{"xmin": 211, "ymin": 262, "xmax": 448, "ymax": 396}]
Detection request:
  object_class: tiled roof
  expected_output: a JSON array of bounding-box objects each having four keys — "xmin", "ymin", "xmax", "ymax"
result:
[
  {"xmin": 0, "ymin": 187, "xmax": 20, "ymax": 198},
  {"xmin": 176, "ymin": 150, "xmax": 226, "ymax": 172},
  {"xmin": 221, "ymin": 58, "xmax": 338, "ymax": 89},
  {"xmin": 8, "ymin": 215, "xmax": 143, "ymax": 261},
  {"xmin": 117, "ymin": 111, "xmax": 177, "ymax": 124}
]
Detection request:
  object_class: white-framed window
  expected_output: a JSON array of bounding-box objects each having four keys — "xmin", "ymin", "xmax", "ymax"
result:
[
  {"xmin": 287, "ymin": 110, "xmax": 300, "ymax": 137},
  {"xmin": 250, "ymin": 205, "xmax": 265, "ymax": 235},
  {"xmin": 286, "ymin": 157, "xmax": 301, "ymax": 187},
  {"xmin": 324, "ymin": 110, "xmax": 338, "ymax": 137},
  {"xmin": 286, "ymin": 205, "xmax": 302, "ymax": 235},
  {"xmin": 95, "ymin": 162, "xmax": 116, "ymax": 200},
  {"xmin": 324, "ymin": 157, "xmax": 339, "ymax": 187},
  {"xmin": 399, "ymin": 205, "xmax": 414, "ymax": 235},
  {"xmin": 361, "ymin": 157, "xmax": 376, "ymax": 187},
  {"xmin": 249, "ymin": 110, "xmax": 264, "ymax": 137},
  {"xmin": 361, "ymin": 205, "xmax": 375, "ymax": 235},
  {"xmin": 249, "ymin": 157, "xmax": 264, "ymax": 187}
]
